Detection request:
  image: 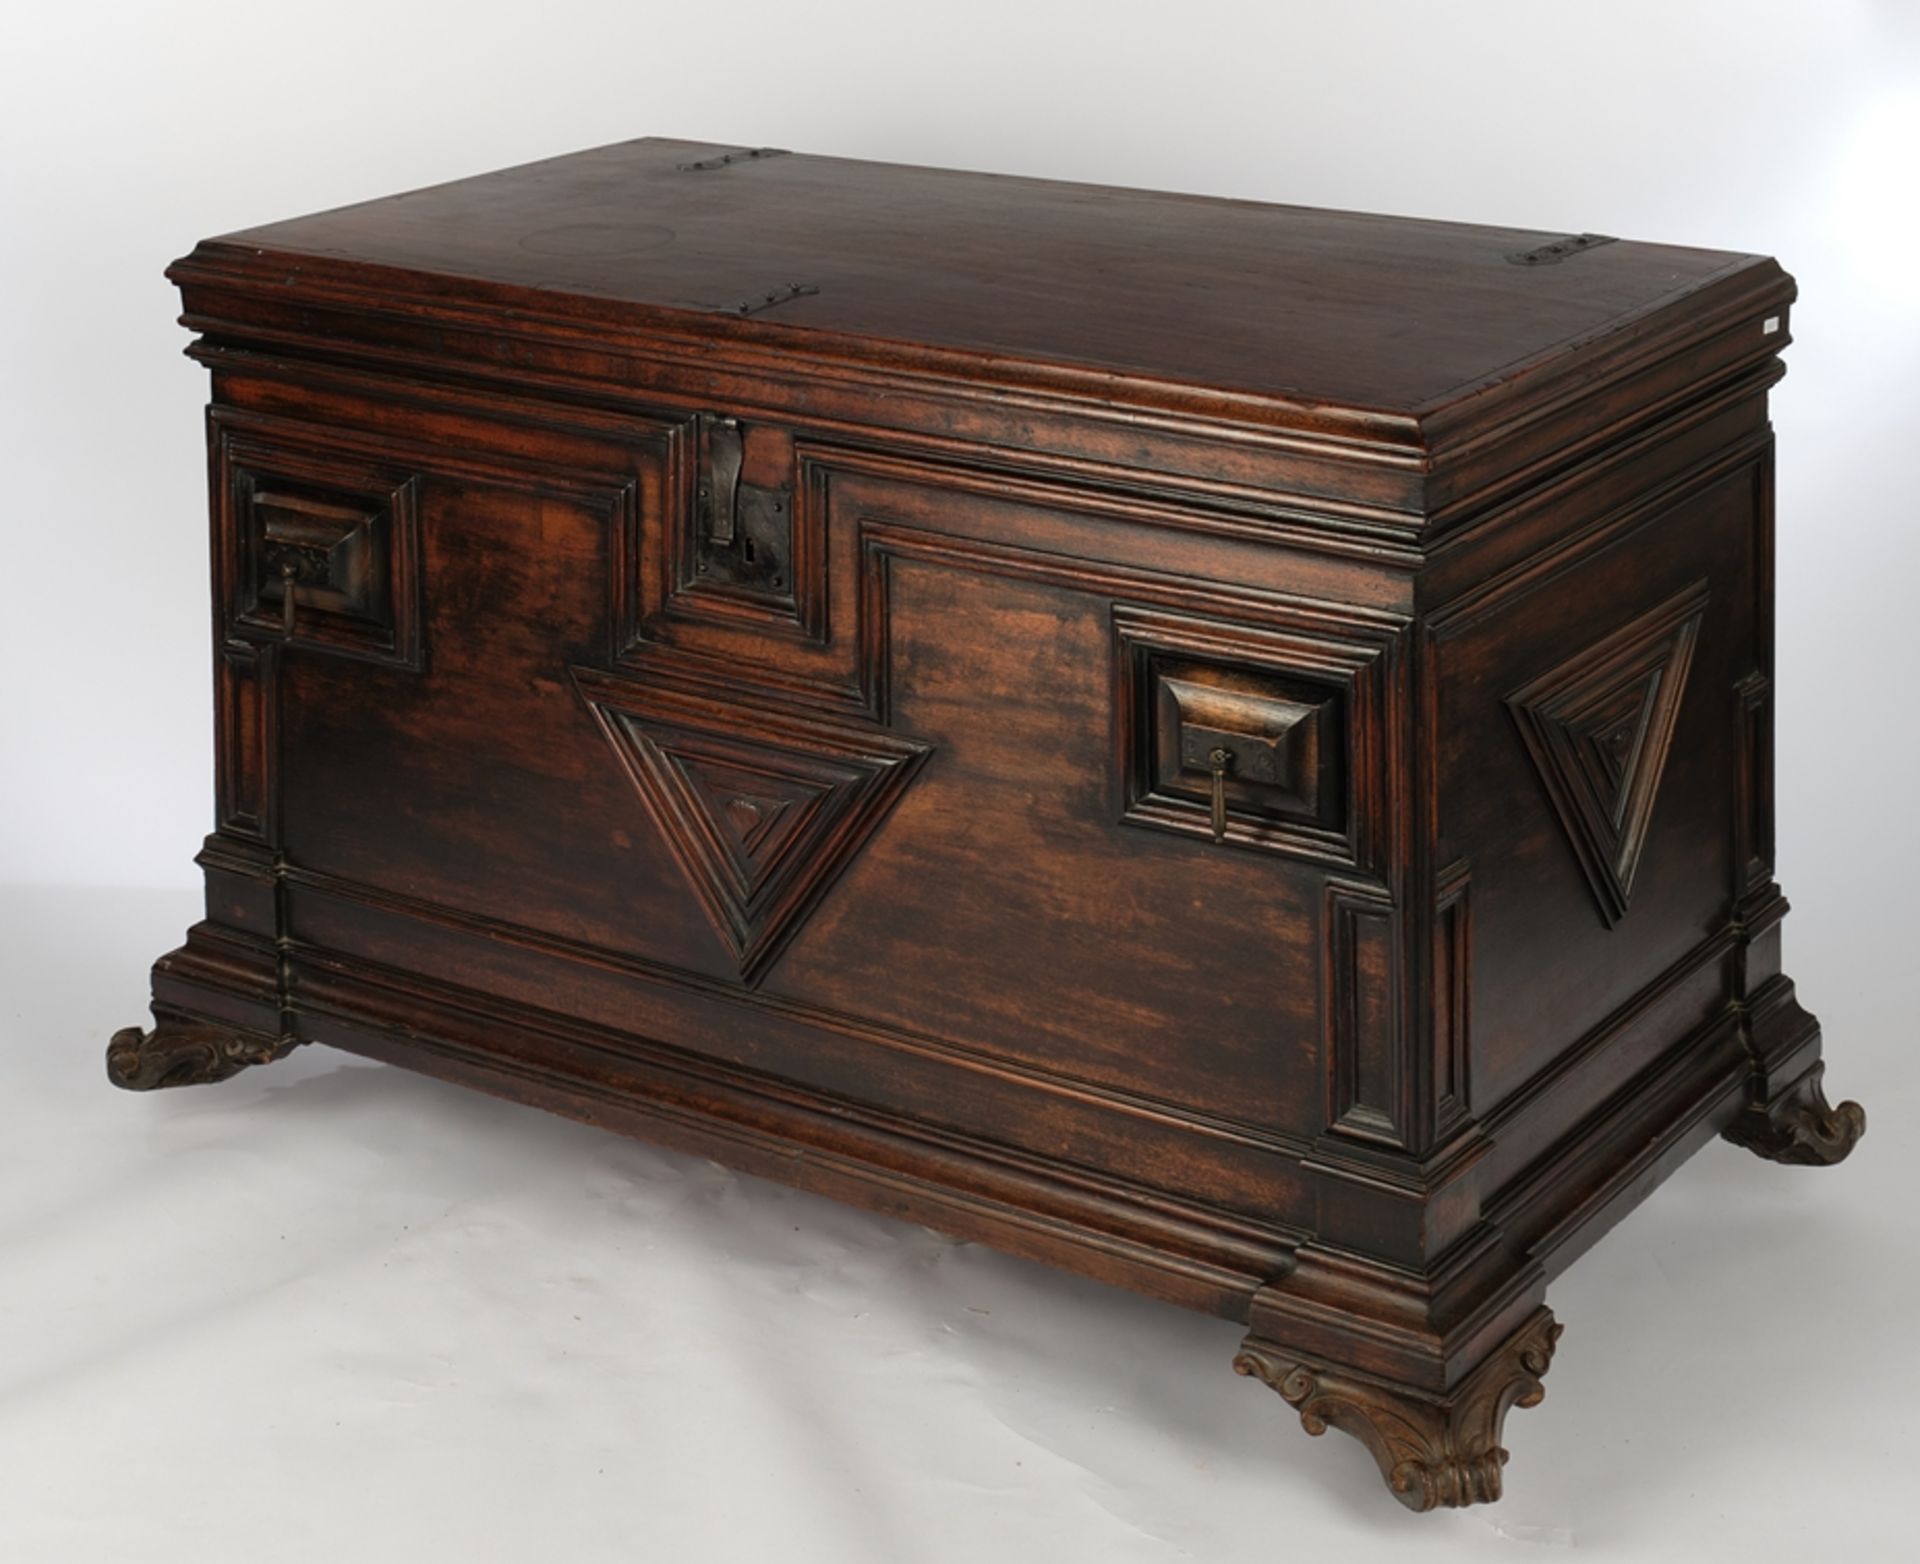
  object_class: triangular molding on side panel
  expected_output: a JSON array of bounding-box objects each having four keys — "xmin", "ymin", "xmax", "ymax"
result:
[
  {"xmin": 1505, "ymin": 581, "xmax": 1709, "ymax": 927},
  {"xmin": 573, "ymin": 669, "xmax": 932, "ymax": 984}
]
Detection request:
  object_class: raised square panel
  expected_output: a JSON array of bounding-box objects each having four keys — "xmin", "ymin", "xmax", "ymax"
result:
[
  {"xmin": 219, "ymin": 432, "xmax": 422, "ymax": 669},
  {"xmin": 1113, "ymin": 605, "xmax": 1393, "ymax": 870}
]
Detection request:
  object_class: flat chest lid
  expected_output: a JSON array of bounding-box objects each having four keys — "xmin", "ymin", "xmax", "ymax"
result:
[{"xmin": 180, "ymin": 137, "xmax": 1788, "ymax": 446}]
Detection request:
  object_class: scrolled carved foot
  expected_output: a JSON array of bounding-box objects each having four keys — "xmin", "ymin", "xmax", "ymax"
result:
[
  {"xmin": 1723, "ymin": 1062, "xmax": 1866, "ymax": 1167},
  {"xmin": 106, "ymin": 1018, "xmax": 298, "ymax": 1091},
  {"xmin": 1235, "ymin": 1307, "xmax": 1563, "ymax": 1512}
]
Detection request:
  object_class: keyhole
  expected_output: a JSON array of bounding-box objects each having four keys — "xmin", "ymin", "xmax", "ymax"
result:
[{"xmin": 742, "ymin": 536, "xmax": 756, "ymax": 565}]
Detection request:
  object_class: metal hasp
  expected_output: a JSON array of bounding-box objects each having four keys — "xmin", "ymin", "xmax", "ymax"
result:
[
  {"xmin": 694, "ymin": 414, "xmax": 794, "ymax": 597},
  {"xmin": 700, "ymin": 416, "xmax": 744, "ymax": 548}
]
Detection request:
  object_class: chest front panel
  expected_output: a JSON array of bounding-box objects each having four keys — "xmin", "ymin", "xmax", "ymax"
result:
[{"xmin": 212, "ymin": 367, "xmax": 1410, "ymax": 1227}]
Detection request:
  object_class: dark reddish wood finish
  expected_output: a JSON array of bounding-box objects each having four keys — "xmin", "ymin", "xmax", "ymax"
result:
[{"xmin": 113, "ymin": 139, "xmax": 1862, "ymax": 1511}]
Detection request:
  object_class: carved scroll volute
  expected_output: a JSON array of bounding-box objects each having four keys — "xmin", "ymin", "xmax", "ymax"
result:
[
  {"xmin": 106, "ymin": 1020, "xmax": 297, "ymax": 1091},
  {"xmin": 1724, "ymin": 1062, "xmax": 1866, "ymax": 1167},
  {"xmin": 1235, "ymin": 1309, "xmax": 1563, "ymax": 1511}
]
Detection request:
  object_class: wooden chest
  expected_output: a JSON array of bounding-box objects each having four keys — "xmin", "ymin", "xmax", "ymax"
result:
[{"xmin": 115, "ymin": 139, "xmax": 1863, "ymax": 1510}]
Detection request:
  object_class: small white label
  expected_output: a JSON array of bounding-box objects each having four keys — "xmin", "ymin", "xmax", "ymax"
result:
[{"xmin": 1763, "ymin": 316, "xmax": 1781, "ymax": 335}]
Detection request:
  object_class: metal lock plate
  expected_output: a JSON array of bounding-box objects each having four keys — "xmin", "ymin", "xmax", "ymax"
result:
[
  {"xmin": 694, "ymin": 415, "xmax": 795, "ymax": 599},
  {"xmin": 695, "ymin": 481, "xmax": 792, "ymax": 594},
  {"xmin": 1178, "ymin": 720, "xmax": 1293, "ymax": 788}
]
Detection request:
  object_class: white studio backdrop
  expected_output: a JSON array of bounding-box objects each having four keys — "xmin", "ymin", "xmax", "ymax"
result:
[
  {"xmin": 1, "ymin": 4, "xmax": 1916, "ymax": 1561},
  {"xmin": 6, "ymin": 0, "xmax": 1920, "ymax": 924},
  {"xmin": 5, "ymin": 1, "xmax": 1919, "ymax": 936}
]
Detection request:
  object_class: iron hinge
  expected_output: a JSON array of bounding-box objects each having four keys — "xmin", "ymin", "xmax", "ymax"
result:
[
  {"xmin": 1506, "ymin": 233, "xmax": 1618, "ymax": 266},
  {"xmin": 729, "ymin": 281, "xmax": 820, "ymax": 316},
  {"xmin": 677, "ymin": 146, "xmax": 790, "ymax": 172}
]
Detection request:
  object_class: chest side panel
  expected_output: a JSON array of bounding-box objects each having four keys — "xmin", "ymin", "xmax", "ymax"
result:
[{"xmin": 1426, "ymin": 426, "xmax": 1769, "ymax": 1151}]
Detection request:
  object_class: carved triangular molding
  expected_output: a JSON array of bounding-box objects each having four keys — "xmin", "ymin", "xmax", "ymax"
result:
[
  {"xmin": 664, "ymin": 752, "xmax": 823, "ymax": 900},
  {"xmin": 575, "ymin": 670, "xmax": 932, "ymax": 984},
  {"xmin": 1506, "ymin": 581, "xmax": 1709, "ymax": 926}
]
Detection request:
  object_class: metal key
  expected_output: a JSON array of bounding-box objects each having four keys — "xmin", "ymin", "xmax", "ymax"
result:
[{"xmin": 1207, "ymin": 746, "xmax": 1233, "ymax": 842}]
